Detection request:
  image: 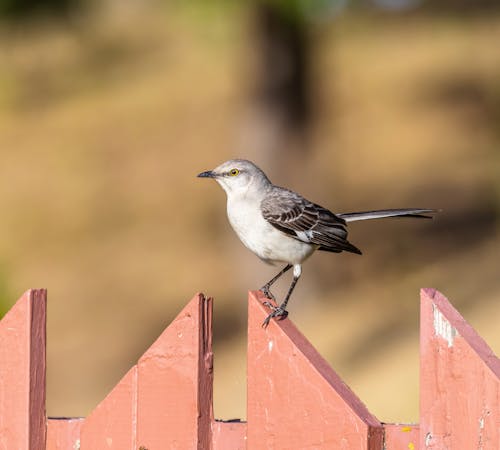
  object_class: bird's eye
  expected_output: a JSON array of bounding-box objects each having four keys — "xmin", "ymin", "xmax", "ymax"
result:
[{"xmin": 229, "ymin": 168, "xmax": 240, "ymax": 176}]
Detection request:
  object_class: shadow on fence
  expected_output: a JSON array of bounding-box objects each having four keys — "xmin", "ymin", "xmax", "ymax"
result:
[{"xmin": 0, "ymin": 288, "xmax": 499, "ymax": 449}]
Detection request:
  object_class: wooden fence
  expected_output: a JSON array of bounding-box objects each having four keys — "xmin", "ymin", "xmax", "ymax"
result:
[{"xmin": 0, "ymin": 288, "xmax": 499, "ymax": 449}]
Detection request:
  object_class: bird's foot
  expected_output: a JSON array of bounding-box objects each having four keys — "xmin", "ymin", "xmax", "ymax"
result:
[
  {"xmin": 260, "ymin": 284, "xmax": 276, "ymax": 301},
  {"xmin": 261, "ymin": 305, "xmax": 288, "ymax": 328}
]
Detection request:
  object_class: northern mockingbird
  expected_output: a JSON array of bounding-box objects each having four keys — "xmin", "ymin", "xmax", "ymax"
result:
[{"xmin": 198, "ymin": 159, "xmax": 436, "ymax": 327}]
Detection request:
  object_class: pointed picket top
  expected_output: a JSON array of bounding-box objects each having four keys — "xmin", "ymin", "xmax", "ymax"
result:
[
  {"xmin": 420, "ymin": 288, "xmax": 500, "ymax": 449},
  {"xmin": 247, "ymin": 290, "xmax": 384, "ymax": 449},
  {"xmin": 68, "ymin": 293, "xmax": 214, "ymax": 450},
  {"xmin": 136, "ymin": 292, "xmax": 214, "ymax": 450},
  {"xmin": 0, "ymin": 289, "xmax": 46, "ymax": 450}
]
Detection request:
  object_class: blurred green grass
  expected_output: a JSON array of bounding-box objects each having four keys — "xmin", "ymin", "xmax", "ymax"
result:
[
  {"xmin": 0, "ymin": 3, "xmax": 499, "ymax": 422},
  {"xmin": 0, "ymin": 263, "xmax": 13, "ymax": 317}
]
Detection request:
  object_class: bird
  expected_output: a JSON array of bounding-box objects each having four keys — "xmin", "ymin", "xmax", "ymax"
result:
[{"xmin": 198, "ymin": 159, "xmax": 437, "ymax": 327}]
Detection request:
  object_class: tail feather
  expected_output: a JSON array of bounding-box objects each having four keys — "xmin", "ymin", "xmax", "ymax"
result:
[{"xmin": 338, "ymin": 208, "xmax": 438, "ymax": 223}]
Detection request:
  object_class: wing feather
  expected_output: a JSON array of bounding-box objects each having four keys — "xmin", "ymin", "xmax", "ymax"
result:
[{"xmin": 261, "ymin": 188, "xmax": 362, "ymax": 255}]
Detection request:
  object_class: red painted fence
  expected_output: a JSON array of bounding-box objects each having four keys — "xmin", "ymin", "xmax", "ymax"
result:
[{"xmin": 0, "ymin": 288, "xmax": 499, "ymax": 449}]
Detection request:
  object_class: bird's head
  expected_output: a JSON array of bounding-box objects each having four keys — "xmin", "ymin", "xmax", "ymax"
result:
[{"xmin": 197, "ymin": 159, "xmax": 271, "ymax": 196}]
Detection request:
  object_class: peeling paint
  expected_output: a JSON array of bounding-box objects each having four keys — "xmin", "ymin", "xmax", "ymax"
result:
[
  {"xmin": 268, "ymin": 340, "xmax": 274, "ymax": 352},
  {"xmin": 425, "ymin": 432, "xmax": 432, "ymax": 447},
  {"xmin": 73, "ymin": 439, "xmax": 80, "ymax": 450},
  {"xmin": 478, "ymin": 410, "xmax": 490, "ymax": 449},
  {"xmin": 433, "ymin": 305, "xmax": 458, "ymax": 347}
]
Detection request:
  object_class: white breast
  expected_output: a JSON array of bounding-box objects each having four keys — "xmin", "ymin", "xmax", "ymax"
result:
[{"xmin": 226, "ymin": 195, "xmax": 316, "ymax": 265}]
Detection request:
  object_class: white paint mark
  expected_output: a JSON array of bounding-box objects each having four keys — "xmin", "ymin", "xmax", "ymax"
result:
[
  {"xmin": 433, "ymin": 305, "xmax": 458, "ymax": 347},
  {"xmin": 425, "ymin": 432, "xmax": 432, "ymax": 447},
  {"xmin": 268, "ymin": 340, "xmax": 274, "ymax": 352},
  {"xmin": 479, "ymin": 417, "xmax": 485, "ymax": 429},
  {"xmin": 73, "ymin": 439, "xmax": 81, "ymax": 450}
]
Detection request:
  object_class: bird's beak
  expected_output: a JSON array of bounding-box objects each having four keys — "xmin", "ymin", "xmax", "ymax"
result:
[{"xmin": 197, "ymin": 170, "xmax": 216, "ymax": 178}]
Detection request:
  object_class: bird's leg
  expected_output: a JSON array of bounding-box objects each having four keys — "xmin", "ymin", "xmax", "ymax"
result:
[
  {"xmin": 260, "ymin": 264, "xmax": 292, "ymax": 303},
  {"xmin": 262, "ymin": 265, "xmax": 301, "ymax": 328}
]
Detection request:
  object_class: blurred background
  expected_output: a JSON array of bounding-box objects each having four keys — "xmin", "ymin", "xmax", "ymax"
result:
[{"xmin": 0, "ymin": 0, "xmax": 499, "ymax": 423}]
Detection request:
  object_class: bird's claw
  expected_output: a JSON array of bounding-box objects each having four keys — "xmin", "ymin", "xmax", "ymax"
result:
[{"xmin": 261, "ymin": 305, "xmax": 288, "ymax": 328}]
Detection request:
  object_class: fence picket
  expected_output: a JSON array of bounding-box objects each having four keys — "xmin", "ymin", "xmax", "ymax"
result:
[
  {"xmin": 420, "ymin": 288, "xmax": 500, "ymax": 449},
  {"xmin": 136, "ymin": 293, "xmax": 213, "ymax": 449},
  {"xmin": 0, "ymin": 289, "xmax": 46, "ymax": 450},
  {"xmin": 247, "ymin": 290, "xmax": 384, "ymax": 449},
  {"xmin": 1, "ymin": 287, "xmax": 499, "ymax": 449},
  {"xmin": 80, "ymin": 367, "xmax": 137, "ymax": 449}
]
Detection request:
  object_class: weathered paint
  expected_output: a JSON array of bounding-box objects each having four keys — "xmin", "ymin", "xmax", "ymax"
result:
[
  {"xmin": 247, "ymin": 290, "xmax": 384, "ymax": 449},
  {"xmin": 0, "ymin": 289, "xmax": 46, "ymax": 450},
  {"xmin": 46, "ymin": 418, "xmax": 83, "ymax": 450},
  {"xmin": 432, "ymin": 304, "xmax": 458, "ymax": 347},
  {"xmin": 384, "ymin": 423, "xmax": 419, "ymax": 450},
  {"xmin": 420, "ymin": 288, "xmax": 500, "ymax": 450}
]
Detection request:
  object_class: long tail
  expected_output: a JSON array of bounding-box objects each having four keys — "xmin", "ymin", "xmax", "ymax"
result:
[{"xmin": 338, "ymin": 208, "xmax": 438, "ymax": 222}]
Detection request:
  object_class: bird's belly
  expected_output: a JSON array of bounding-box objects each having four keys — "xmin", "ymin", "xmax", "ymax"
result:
[{"xmin": 227, "ymin": 205, "xmax": 315, "ymax": 265}]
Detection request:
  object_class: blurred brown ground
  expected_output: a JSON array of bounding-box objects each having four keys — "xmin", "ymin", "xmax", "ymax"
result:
[{"xmin": 0, "ymin": 2, "xmax": 499, "ymax": 423}]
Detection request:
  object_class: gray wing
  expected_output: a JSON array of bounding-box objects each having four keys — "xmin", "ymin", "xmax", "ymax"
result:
[{"xmin": 261, "ymin": 188, "xmax": 362, "ymax": 255}]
